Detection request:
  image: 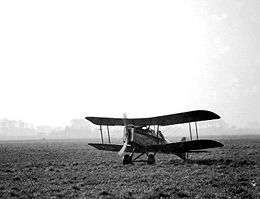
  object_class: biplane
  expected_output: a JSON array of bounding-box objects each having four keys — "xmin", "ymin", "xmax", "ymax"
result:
[{"xmin": 85, "ymin": 110, "xmax": 223, "ymax": 164}]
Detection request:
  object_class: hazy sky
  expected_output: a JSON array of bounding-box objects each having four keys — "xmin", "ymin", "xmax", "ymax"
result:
[{"xmin": 0, "ymin": 0, "xmax": 259, "ymax": 128}]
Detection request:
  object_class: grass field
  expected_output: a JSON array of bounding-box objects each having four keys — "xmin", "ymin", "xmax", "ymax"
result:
[{"xmin": 0, "ymin": 137, "xmax": 259, "ymax": 198}]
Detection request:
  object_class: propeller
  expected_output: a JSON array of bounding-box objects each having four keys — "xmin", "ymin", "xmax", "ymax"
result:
[{"xmin": 118, "ymin": 113, "xmax": 128, "ymax": 157}]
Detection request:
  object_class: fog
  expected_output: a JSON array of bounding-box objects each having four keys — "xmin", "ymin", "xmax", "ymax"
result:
[
  {"xmin": 0, "ymin": 1, "xmax": 259, "ymax": 133},
  {"xmin": 0, "ymin": 117, "xmax": 259, "ymax": 141}
]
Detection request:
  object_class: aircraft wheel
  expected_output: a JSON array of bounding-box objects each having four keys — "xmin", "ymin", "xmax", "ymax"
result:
[
  {"xmin": 147, "ymin": 154, "xmax": 155, "ymax": 165},
  {"xmin": 123, "ymin": 154, "xmax": 132, "ymax": 165}
]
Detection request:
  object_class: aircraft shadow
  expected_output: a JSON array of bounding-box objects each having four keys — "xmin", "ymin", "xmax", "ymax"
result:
[
  {"xmin": 167, "ymin": 158, "xmax": 233, "ymax": 166},
  {"xmin": 182, "ymin": 158, "xmax": 255, "ymax": 167},
  {"xmin": 185, "ymin": 159, "xmax": 221, "ymax": 165}
]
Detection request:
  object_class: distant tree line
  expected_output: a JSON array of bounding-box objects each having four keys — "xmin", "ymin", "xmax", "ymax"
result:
[
  {"xmin": 0, "ymin": 118, "xmax": 94, "ymax": 140},
  {"xmin": 0, "ymin": 118, "xmax": 259, "ymax": 140}
]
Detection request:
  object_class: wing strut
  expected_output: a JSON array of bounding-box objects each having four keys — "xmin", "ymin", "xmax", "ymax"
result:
[
  {"xmin": 156, "ymin": 125, "xmax": 160, "ymax": 144},
  {"xmin": 107, "ymin": 125, "xmax": 111, "ymax": 143},
  {"xmin": 99, "ymin": 125, "xmax": 104, "ymax": 144},
  {"xmin": 188, "ymin": 123, "xmax": 192, "ymax": 140},
  {"xmin": 195, "ymin": 122, "xmax": 199, "ymax": 140}
]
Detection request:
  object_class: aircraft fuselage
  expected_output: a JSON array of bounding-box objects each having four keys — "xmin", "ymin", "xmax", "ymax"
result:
[{"xmin": 126, "ymin": 126, "xmax": 167, "ymax": 146}]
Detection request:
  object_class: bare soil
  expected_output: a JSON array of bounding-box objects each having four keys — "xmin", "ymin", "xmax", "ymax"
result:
[{"xmin": 0, "ymin": 138, "xmax": 259, "ymax": 198}]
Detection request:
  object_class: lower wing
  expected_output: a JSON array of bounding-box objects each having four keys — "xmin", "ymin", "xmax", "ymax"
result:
[
  {"xmin": 89, "ymin": 139, "xmax": 223, "ymax": 154},
  {"xmin": 88, "ymin": 143, "xmax": 154, "ymax": 153},
  {"xmin": 88, "ymin": 143, "xmax": 134, "ymax": 152}
]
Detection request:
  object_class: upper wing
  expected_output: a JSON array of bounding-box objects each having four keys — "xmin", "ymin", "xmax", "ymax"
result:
[
  {"xmin": 85, "ymin": 110, "xmax": 220, "ymax": 126},
  {"xmin": 146, "ymin": 139, "xmax": 223, "ymax": 153}
]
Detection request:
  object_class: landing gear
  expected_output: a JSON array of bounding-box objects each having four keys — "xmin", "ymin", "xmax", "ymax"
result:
[
  {"xmin": 122, "ymin": 152, "xmax": 156, "ymax": 165},
  {"xmin": 147, "ymin": 154, "xmax": 155, "ymax": 165},
  {"xmin": 123, "ymin": 154, "xmax": 132, "ymax": 165},
  {"xmin": 175, "ymin": 152, "xmax": 188, "ymax": 160}
]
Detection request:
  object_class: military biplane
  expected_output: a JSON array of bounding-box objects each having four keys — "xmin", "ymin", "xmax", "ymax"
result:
[{"xmin": 85, "ymin": 110, "xmax": 223, "ymax": 164}]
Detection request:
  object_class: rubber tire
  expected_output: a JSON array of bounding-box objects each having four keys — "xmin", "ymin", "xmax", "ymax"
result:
[
  {"xmin": 147, "ymin": 154, "xmax": 155, "ymax": 165},
  {"xmin": 123, "ymin": 154, "xmax": 132, "ymax": 165}
]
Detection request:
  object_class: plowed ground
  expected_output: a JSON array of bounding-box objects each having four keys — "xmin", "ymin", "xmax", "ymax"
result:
[{"xmin": 0, "ymin": 138, "xmax": 259, "ymax": 198}]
